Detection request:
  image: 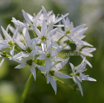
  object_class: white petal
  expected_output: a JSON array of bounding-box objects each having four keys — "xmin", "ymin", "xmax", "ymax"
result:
[
  {"xmin": 47, "ymin": 22, "xmax": 53, "ymax": 33},
  {"xmin": 25, "ymin": 39, "xmax": 34, "ymax": 47},
  {"xmin": 15, "ymin": 64, "xmax": 27, "ymax": 69},
  {"xmin": 71, "ymin": 36, "xmax": 83, "ymax": 44},
  {"xmin": 6, "ymin": 24, "xmax": 10, "ymax": 32},
  {"xmin": 37, "ymin": 65, "xmax": 46, "ymax": 72},
  {"xmin": 0, "ymin": 33, "xmax": 3, "ymax": 40},
  {"xmin": 41, "ymin": 42, "xmax": 46, "ymax": 52},
  {"xmin": 77, "ymin": 27, "xmax": 88, "ymax": 37},
  {"xmin": 69, "ymin": 63, "xmax": 75, "ymax": 74},
  {"xmin": 10, "ymin": 52, "xmax": 22, "ymax": 60},
  {"xmin": 11, "ymin": 17, "xmax": 26, "ymax": 27},
  {"xmin": 81, "ymin": 47, "xmax": 96, "ymax": 57},
  {"xmin": 51, "ymin": 61, "xmax": 56, "ymax": 69},
  {"xmin": 47, "ymin": 74, "xmax": 50, "ymax": 84},
  {"xmin": 82, "ymin": 48, "xmax": 96, "ymax": 53},
  {"xmin": 81, "ymin": 76, "xmax": 96, "ymax": 81},
  {"xmin": 45, "ymin": 58, "xmax": 51, "ymax": 72},
  {"xmin": 14, "ymin": 39, "xmax": 26, "ymax": 50},
  {"xmin": 81, "ymin": 52, "xmax": 93, "ymax": 57},
  {"xmin": 50, "ymin": 76, "xmax": 57, "ymax": 94},
  {"xmin": 62, "ymin": 14, "xmax": 66, "ymax": 29},
  {"xmin": 8, "ymin": 25, "xmax": 15, "ymax": 33},
  {"xmin": 76, "ymin": 76, "xmax": 82, "ymax": 82},
  {"xmin": 85, "ymin": 59, "xmax": 92, "ymax": 68},
  {"xmin": 30, "ymin": 64, "xmax": 36, "ymax": 80},
  {"xmin": 13, "ymin": 27, "xmax": 19, "ymax": 39},
  {"xmin": 32, "ymin": 26, "xmax": 41, "ymax": 36},
  {"xmin": 54, "ymin": 72, "xmax": 71, "ymax": 78},
  {"xmin": 52, "ymin": 46, "xmax": 63, "ymax": 56},
  {"xmin": 48, "ymin": 28, "xmax": 57, "ymax": 37},
  {"xmin": 27, "ymin": 13, "xmax": 33, "ymax": 22},
  {"xmin": 38, "ymin": 55, "xmax": 45, "ymax": 60},
  {"xmin": 23, "ymin": 28, "xmax": 30, "ymax": 41},
  {"xmin": 0, "ymin": 58, "xmax": 5, "ymax": 68},
  {"xmin": 77, "ymin": 62, "xmax": 86, "ymax": 73},
  {"xmin": 82, "ymin": 41, "xmax": 93, "ymax": 47},
  {"xmin": 10, "ymin": 46, "xmax": 14, "ymax": 56},
  {"xmin": 41, "ymin": 20, "xmax": 47, "ymax": 36},
  {"xmin": 34, "ymin": 9, "xmax": 42, "ymax": 22},
  {"xmin": 29, "ymin": 49, "xmax": 36, "ymax": 59},
  {"xmin": 66, "ymin": 17, "xmax": 70, "ymax": 27},
  {"xmin": 51, "ymin": 41, "xmax": 60, "ymax": 48},
  {"xmin": 72, "ymin": 76, "xmax": 77, "ymax": 83},
  {"xmin": 0, "ymin": 44, "xmax": 9, "ymax": 49},
  {"xmin": 72, "ymin": 24, "xmax": 86, "ymax": 33},
  {"xmin": 11, "ymin": 52, "xmax": 29, "ymax": 60},
  {"xmin": 1, "ymin": 26, "xmax": 12, "ymax": 41},
  {"xmin": 51, "ymin": 56, "xmax": 63, "ymax": 61},
  {"xmin": 47, "ymin": 10, "xmax": 53, "ymax": 16},
  {"xmin": 46, "ymin": 40, "xmax": 52, "ymax": 50},
  {"xmin": 82, "ymin": 56, "xmax": 92, "ymax": 68},
  {"xmin": 70, "ymin": 22, "xmax": 74, "ymax": 29},
  {"xmin": 55, "ymin": 13, "xmax": 69, "ymax": 24},
  {"xmin": 22, "ymin": 10, "xmax": 31, "ymax": 24},
  {"xmin": 77, "ymin": 80, "xmax": 83, "ymax": 96},
  {"xmin": 53, "ymin": 24, "xmax": 64, "ymax": 27},
  {"xmin": 42, "ymin": 6, "xmax": 48, "ymax": 19},
  {"xmin": 54, "ymin": 58, "xmax": 69, "ymax": 71}
]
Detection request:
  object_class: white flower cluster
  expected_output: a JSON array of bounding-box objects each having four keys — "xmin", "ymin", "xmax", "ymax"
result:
[{"xmin": 0, "ymin": 6, "xmax": 96, "ymax": 96}]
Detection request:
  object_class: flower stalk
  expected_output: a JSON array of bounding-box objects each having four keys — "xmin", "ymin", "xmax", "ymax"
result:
[{"xmin": 18, "ymin": 74, "xmax": 33, "ymax": 103}]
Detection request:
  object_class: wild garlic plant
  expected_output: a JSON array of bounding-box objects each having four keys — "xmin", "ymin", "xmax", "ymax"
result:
[{"xmin": 0, "ymin": 6, "xmax": 96, "ymax": 99}]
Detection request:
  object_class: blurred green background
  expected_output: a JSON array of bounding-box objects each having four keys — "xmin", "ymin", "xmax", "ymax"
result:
[{"xmin": 0, "ymin": 0, "xmax": 104, "ymax": 103}]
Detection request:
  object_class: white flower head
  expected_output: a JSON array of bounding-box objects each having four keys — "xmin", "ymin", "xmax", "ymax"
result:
[{"xmin": 0, "ymin": 7, "xmax": 96, "ymax": 96}]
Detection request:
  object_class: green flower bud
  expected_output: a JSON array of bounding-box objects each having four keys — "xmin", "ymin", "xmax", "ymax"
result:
[
  {"xmin": 46, "ymin": 53, "xmax": 51, "ymax": 58},
  {"xmin": 49, "ymin": 70, "xmax": 55, "ymax": 76},
  {"xmin": 1, "ymin": 51, "xmax": 7, "ymax": 57},
  {"xmin": 8, "ymin": 41, "xmax": 13, "ymax": 45},
  {"xmin": 26, "ymin": 59, "xmax": 33, "ymax": 66},
  {"xmin": 26, "ymin": 47, "xmax": 32, "ymax": 53},
  {"xmin": 65, "ymin": 30, "xmax": 70, "ymax": 34},
  {"xmin": 41, "ymin": 36, "xmax": 47, "ymax": 41}
]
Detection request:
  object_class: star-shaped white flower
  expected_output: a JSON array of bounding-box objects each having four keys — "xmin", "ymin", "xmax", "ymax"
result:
[
  {"xmin": 33, "ymin": 20, "xmax": 57, "ymax": 50},
  {"xmin": 42, "ymin": 6, "xmax": 69, "ymax": 25},
  {"xmin": 1, "ymin": 26, "xmax": 18, "ymax": 56},
  {"xmin": 14, "ymin": 50, "xmax": 37, "ymax": 80},
  {"xmin": 80, "ymin": 47, "xmax": 96, "ymax": 57},
  {"xmin": 38, "ymin": 40, "xmax": 63, "ymax": 72},
  {"xmin": 70, "ymin": 61, "xmax": 96, "ymax": 96},
  {"xmin": 75, "ymin": 43, "xmax": 96, "ymax": 67},
  {"xmin": 12, "ymin": 9, "xmax": 43, "ymax": 29},
  {"xmin": 59, "ymin": 16, "xmax": 88, "ymax": 45},
  {"xmin": 8, "ymin": 25, "xmax": 25, "ymax": 43},
  {"xmin": 38, "ymin": 58, "xmax": 71, "ymax": 94},
  {"xmin": 14, "ymin": 28, "xmax": 39, "ymax": 54}
]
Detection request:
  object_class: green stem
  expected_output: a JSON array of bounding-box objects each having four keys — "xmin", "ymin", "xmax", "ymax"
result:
[
  {"xmin": 55, "ymin": 77, "xmax": 73, "ymax": 89},
  {"xmin": 56, "ymin": 36, "xmax": 64, "ymax": 44},
  {"xmin": 32, "ymin": 30, "xmax": 37, "ymax": 38},
  {"xmin": 63, "ymin": 44, "xmax": 68, "ymax": 49},
  {"xmin": 18, "ymin": 74, "xmax": 33, "ymax": 103}
]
